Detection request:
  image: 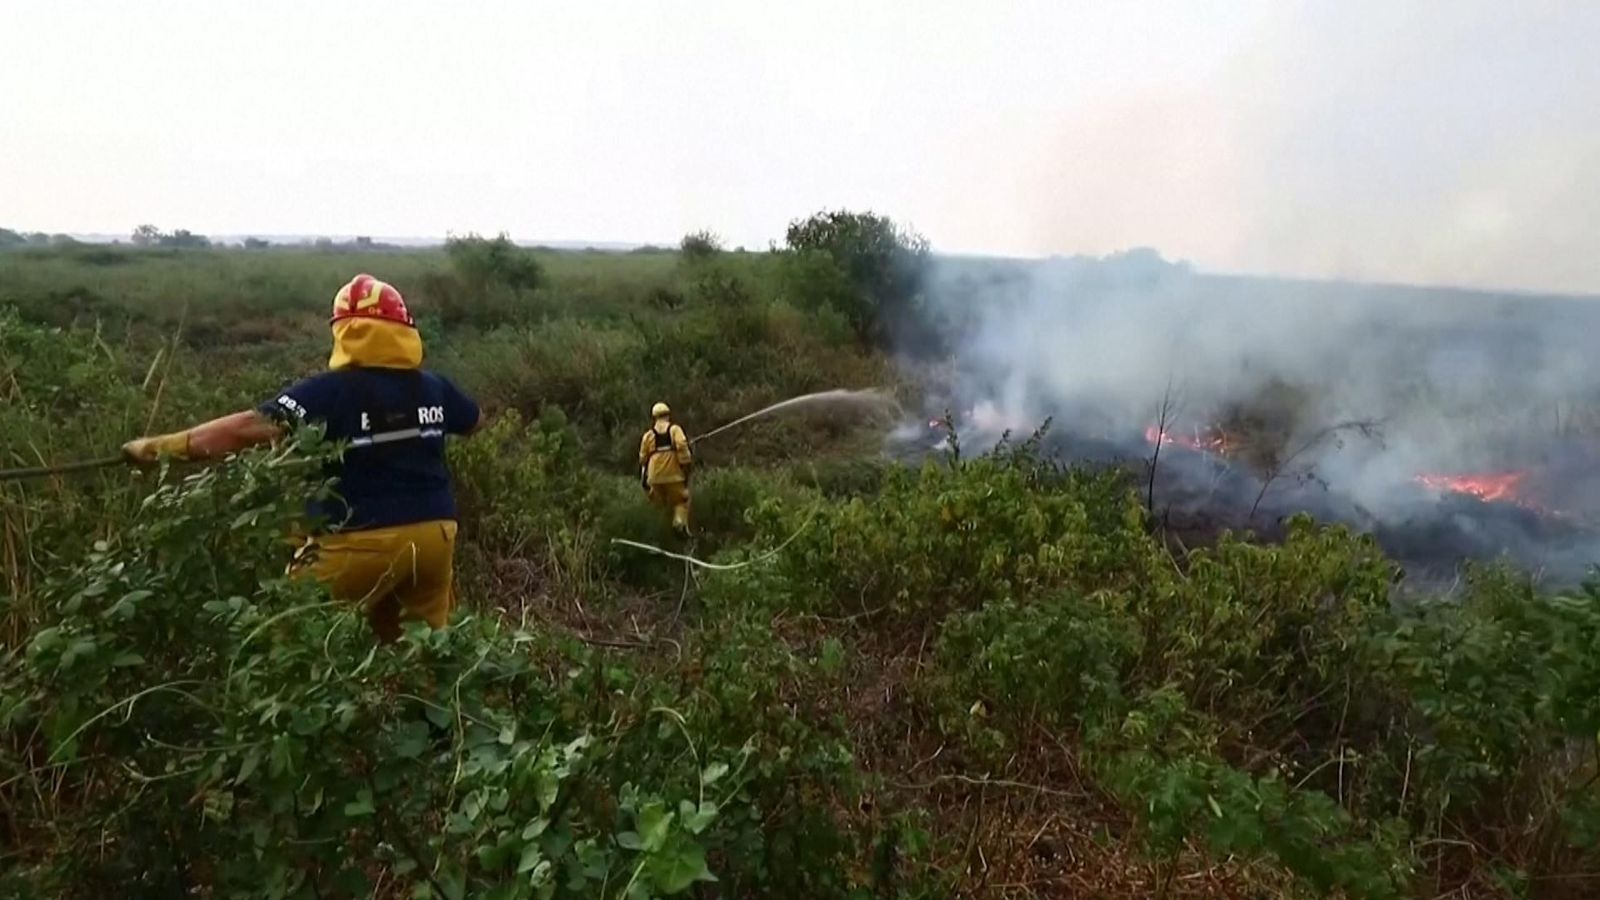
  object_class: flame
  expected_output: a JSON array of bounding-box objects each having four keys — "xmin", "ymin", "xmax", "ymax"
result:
[
  {"xmin": 1145, "ymin": 424, "xmax": 1231, "ymax": 455},
  {"xmin": 1413, "ymin": 471, "xmax": 1528, "ymax": 504}
]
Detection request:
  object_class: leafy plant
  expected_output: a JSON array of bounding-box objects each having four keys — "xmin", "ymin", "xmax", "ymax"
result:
[
  {"xmin": 782, "ymin": 209, "xmax": 928, "ymax": 346},
  {"xmin": 679, "ymin": 231, "xmax": 721, "ymax": 261}
]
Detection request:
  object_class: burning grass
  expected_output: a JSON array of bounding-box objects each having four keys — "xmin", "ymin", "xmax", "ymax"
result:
[{"xmin": 1414, "ymin": 470, "xmax": 1531, "ymax": 505}]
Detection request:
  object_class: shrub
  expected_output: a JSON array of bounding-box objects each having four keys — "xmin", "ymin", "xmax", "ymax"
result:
[
  {"xmin": 787, "ymin": 458, "xmax": 890, "ymax": 499},
  {"xmin": 775, "ymin": 248, "xmax": 864, "ymax": 333},
  {"xmin": 445, "ymin": 406, "xmax": 613, "ymax": 604},
  {"xmin": 679, "ymin": 466, "xmax": 804, "ymax": 552},
  {"xmin": 1136, "ymin": 517, "xmax": 1396, "ymax": 751},
  {"xmin": 0, "ymin": 439, "xmax": 861, "ymax": 899},
  {"xmin": 782, "ymin": 210, "xmax": 928, "ymax": 346},
  {"xmin": 439, "ymin": 322, "xmax": 643, "ymax": 432},
  {"xmin": 450, "ymin": 407, "xmax": 596, "ymax": 559},
  {"xmin": 418, "ymin": 234, "xmax": 546, "ymax": 328},
  {"xmin": 1364, "ymin": 567, "xmax": 1600, "ymax": 859},
  {"xmin": 1098, "ymin": 734, "xmax": 1412, "ymax": 899},
  {"xmin": 742, "ymin": 450, "xmax": 1157, "ymax": 625},
  {"xmin": 934, "ymin": 593, "xmax": 1138, "ymax": 743},
  {"xmin": 679, "ymin": 230, "xmax": 721, "ymax": 261},
  {"xmin": 658, "ymin": 612, "xmax": 866, "ymax": 896},
  {"xmin": 690, "ymin": 270, "xmax": 750, "ymax": 308},
  {"xmin": 446, "ymin": 232, "xmax": 544, "ymax": 294},
  {"xmin": 593, "ymin": 476, "xmax": 685, "ymax": 590}
]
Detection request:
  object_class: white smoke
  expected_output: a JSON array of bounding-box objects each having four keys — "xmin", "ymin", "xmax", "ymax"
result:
[{"xmin": 908, "ymin": 250, "xmax": 1600, "ymax": 579}]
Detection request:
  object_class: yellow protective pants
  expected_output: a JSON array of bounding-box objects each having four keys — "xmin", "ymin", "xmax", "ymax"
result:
[
  {"xmin": 648, "ymin": 481, "xmax": 691, "ymax": 533},
  {"xmin": 291, "ymin": 519, "xmax": 458, "ymax": 643}
]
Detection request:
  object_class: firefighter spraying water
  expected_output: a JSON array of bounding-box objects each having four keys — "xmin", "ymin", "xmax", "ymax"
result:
[
  {"xmin": 629, "ymin": 390, "xmax": 899, "ymax": 538},
  {"xmin": 639, "ymin": 402, "xmax": 694, "ymax": 536}
]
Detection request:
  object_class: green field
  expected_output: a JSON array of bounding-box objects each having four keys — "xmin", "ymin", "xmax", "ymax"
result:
[{"xmin": 3, "ymin": 229, "xmax": 1598, "ymax": 899}]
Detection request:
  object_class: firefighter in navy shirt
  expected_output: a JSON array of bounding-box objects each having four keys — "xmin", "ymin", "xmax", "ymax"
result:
[{"xmin": 122, "ymin": 274, "xmax": 480, "ymax": 641}]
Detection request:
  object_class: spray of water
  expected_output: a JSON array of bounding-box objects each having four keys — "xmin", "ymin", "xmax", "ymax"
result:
[{"xmin": 693, "ymin": 389, "xmax": 901, "ymax": 444}]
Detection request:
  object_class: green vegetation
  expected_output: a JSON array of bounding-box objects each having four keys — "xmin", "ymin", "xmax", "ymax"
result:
[
  {"xmin": 3, "ymin": 227, "xmax": 1598, "ymax": 898},
  {"xmin": 678, "ymin": 231, "xmax": 721, "ymax": 262},
  {"xmin": 132, "ymin": 224, "xmax": 212, "ymax": 249}
]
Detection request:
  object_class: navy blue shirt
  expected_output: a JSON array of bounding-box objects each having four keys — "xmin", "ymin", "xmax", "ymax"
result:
[{"xmin": 259, "ymin": 368, "xmax": 479, "ymax": 531}]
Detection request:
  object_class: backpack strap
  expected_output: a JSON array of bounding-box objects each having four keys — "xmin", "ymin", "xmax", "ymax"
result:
[{"xmin": 649, "ymin": 425, "xmax": 676, "ymax": 455}]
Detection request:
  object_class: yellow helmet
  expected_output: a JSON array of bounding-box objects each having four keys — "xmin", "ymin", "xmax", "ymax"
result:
[{"xmin": 651, "ymin": 402, "xmax": 671, "ymax": 418}]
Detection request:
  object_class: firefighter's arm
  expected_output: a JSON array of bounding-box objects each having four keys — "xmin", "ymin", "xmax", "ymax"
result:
[
  {"xmin": 122, "ymin": 410, "xmax": 284, "ymax": 465},
  {"xmin": 638, "ymin": 431, "xmax": 653, "ymax": 468}
]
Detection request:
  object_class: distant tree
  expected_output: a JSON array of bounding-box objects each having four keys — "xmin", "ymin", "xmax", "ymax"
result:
[
  {"xmin": 131, "ymin": 224, "xmax": 161, "ymax": 246},
  {"xmin": 782, "ymin": 209, "xmax": 930, "ymax": 348},
  {"xmin": 1098, "ymin": 246, "xmax": 1190, "ymax": 288},
  {"xmin": 24, "ymin": 232, "xmax": 49, "ymax": 246},
  {"xmin": 355, "ymin": 236, "xmax": 374, "ymax": 248},
  {"xmin": 243, "ymin": 237, "xmax": 270, "ymax": 250},
  {"xmin": 158, "ymin": 229, "xmax": 210, "ymax": 249},
  {"xmin": 313, "ymin": 237, "xmax": 335, "ymax": 251},
  {"xmin": 0, "ymin": 228, "xmax": 24, "ymax": 248},
  {"xmin": 48, "ymin": 234, "xmax": 79, "ymax": 246},
  {"xmin": 444, "ymin": 232, "xmax": 543, "ymax": 293},
  {"xmin": 679, "ymin": 229, "xmax": 721, "ymax": 261}
]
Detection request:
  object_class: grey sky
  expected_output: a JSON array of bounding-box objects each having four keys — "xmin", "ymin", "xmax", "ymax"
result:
[{"xmin": 3, "ymin": 1, "xmax": 1596, "ymax": 293}]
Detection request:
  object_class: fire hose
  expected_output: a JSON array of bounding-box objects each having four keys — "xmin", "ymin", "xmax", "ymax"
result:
[
  {"xmin": 3, "ymin": 390, "xmax": 893, "ymax": 484},
  {"xmin": 2, "ymin": 400, "xmax": 755, "ymax": 485},
  {"xmin": 0, "ymin": 455, "xmax": 124, "ymax": 483}
]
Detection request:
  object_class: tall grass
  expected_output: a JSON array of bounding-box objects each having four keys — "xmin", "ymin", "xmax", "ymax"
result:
[{"xmin": 4, "ymin": 244, "xmax": 1599, "ymax": 898}]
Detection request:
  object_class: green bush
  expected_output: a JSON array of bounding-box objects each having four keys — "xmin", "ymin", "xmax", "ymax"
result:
[
  {"xmin": 934, "ymin": 593, "xmax": 1138, "ymax": 745},
  {"xmin": 1137, "ymin": 518, "xmax": 1395, "ymax": 752},
  {"xmin": 1099, "ymin": 735, "xmax": 1412, "ymax": 899},
  {"xmin": 786, "ymin": 457, "xmax": 890, "ymax": 499},
  {"xmin": 657, "ymin": 612, "xmax": 866, "ymax": 895},
  {"xmin": 450, "ymin": 407, "xmax": 596, "ymax": 557},
  {"xmin": 446, "ymin": 232, "xmax": 544, "ymax": 294},
  {"xmin": 782, "ymin": 209, "xmax": 928, "ymax": 346},
  {"xmin": 679, "ymin": 467, "xmax": 805, "ymax": 551},
  {"xmin": 1364, "ymin": 567, "xmax": 1600, "ymax": 857},
  {"xmin": 775, "ymin": 248, "xmax": 862, "ymax": 332},
  {"xmin": 440, "ymin": 322, "xmax": 643, "ymax": 430},
  {"xmin": 413, "ymin": 234, "xmax": 547, "ymax": 329},
  {"xmin": 12, "ymin": 237, "xmax": 1600, "ymax": 896},
  {"xmin": 743, "ymin": 452, "xmax": 1156, "ymax": 623},
  {"xmin": 0, "ymin": 441, "xmax": 865, "ymax": 899},
  {"xmin": 447, "ymin": 407, "xmax": 609, "ymax": 604},
  {"xmin": 592, "ymin": 476, "xmax": 685, "ymax": 591},
  {"xmin": 689, "ymin": 269, "xmax": 750, "ymax": 308},
  {"xmin": 679, "ymin": 230, "xmax": 721, "ymax": 261}
]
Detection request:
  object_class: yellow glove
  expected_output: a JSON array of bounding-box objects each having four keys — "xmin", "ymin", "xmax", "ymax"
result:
[{"xmin": 121, "ymin": 431, "xmax": 191, "ymax": 466}]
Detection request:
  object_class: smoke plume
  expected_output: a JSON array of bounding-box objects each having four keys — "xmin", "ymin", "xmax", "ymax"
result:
[{"xmin": 900, "ymin": 250, "xmax": 1600, "ymax": 583}]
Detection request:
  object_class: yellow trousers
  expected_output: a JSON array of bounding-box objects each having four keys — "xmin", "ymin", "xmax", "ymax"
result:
[
  {"xmin": 291, "ymin": 519, "xmax": 458, "ymax": 642},
  {"xmin": 648, "ymin": 481, "xmax": 691, "ymax": 533}
]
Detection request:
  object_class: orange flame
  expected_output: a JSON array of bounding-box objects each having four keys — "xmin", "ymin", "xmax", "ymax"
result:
[
  {"xmin": 1145, "ymin": 424, "xmax": 1231, "ymax": 455},
  {"xmin": 1413, "ymin": 471, "xmax": 1528, "ymax": 504}
]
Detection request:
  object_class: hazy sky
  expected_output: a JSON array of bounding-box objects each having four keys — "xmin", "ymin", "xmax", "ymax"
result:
[{"xmin": 3, "ymin": 1, "xmax": 1597, "ymax": 294}]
